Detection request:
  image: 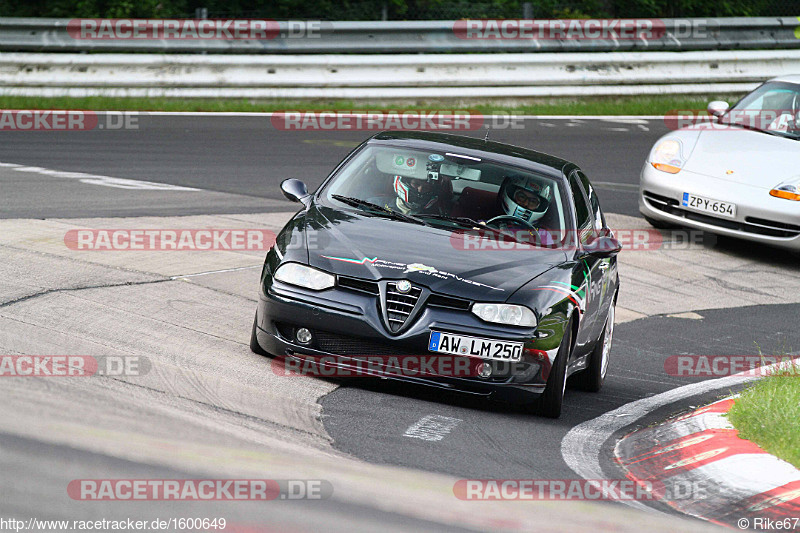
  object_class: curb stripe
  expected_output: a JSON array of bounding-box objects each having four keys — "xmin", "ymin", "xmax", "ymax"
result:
[{"xmin": 614, "ymin": 395, "xmax": 800, "ymax": 527}]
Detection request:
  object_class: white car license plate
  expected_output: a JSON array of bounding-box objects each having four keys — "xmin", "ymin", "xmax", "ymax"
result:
[
  {"xmin": 428, "ymin": 331, "xmax": 523, "ymax": 362},
  {"xmin": 682, "ymin": 193, "xmax": 736, "ymax": 218}
]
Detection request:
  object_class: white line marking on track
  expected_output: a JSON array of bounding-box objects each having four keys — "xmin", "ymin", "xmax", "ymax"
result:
[
  {"xmin": 2, "ymin": 161, "xmax": 200, "ymax": 191},
  {"xmin": 560, "ymin": 356, "xmax": 800, "ymax": 515},
  {"xmin": 77, "ymin": 111, "xmax": 665, "ymax": 120},
  {"xmin": 666, "ymin": 312, "xmax": 704, "ymax": 320},
  {"xmin": 592, "ymin": 181, "xmax": 639, "ymax": 191},
  {"xmin": 171, "ymin": 265, "xmax": 262, "ymax": 279},
  {"xmin": 403, "ymin": 415, "xmax": 462, "ymax": 442}
]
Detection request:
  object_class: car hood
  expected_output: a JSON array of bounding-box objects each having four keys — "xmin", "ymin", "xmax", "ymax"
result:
[
  {"xmin": 306, "ymin": 205, "xmax": 568, "ymax": 302},
  {"xmin": 683, "ymin": 128, "xmax": 800, "ymax": 188}
]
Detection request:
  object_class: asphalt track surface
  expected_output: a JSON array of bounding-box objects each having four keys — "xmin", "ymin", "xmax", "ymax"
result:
[
  {"xmin": 1, "ymin": 115, "xmax": 799, "ymax": 531},
  {"xmin": 0, "ymin": 115, "xmax": 659, "ymax": 218},
  {"xmin": 322, "ymin": 304, "xmax": 800, "ymax": 490}
]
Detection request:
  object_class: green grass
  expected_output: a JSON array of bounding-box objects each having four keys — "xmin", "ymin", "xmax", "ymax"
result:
[
  {"xmin": 727, "ymin": 361, "xmax": 800, "ymax": 469},
  {"xmin": 0, "ymin": 94, "xmax": 744, "ymax": 115}
]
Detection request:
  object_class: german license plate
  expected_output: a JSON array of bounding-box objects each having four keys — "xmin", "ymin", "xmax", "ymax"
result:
[
  {"xmin": 428, "ymin": 331, "xmax": 523, "ymax": 362},
  {"xmin": 682, "ymin": 192, "xmax": 736, "ymax": 218}
]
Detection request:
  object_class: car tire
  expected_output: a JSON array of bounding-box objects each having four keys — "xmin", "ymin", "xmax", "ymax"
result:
[
  {"xmin": 533, "ymin": 317, "xmax": 573, "ymax": 419},
  {"xmin": 250, "ymin": 312, "xmax": 272, "ymax": 357},
  {"xmin": 572, "ymin": 302, "xmax": 614, "ymax": 393},
  {"xmin": 643, "ymin": 215, "xmax": 677, "ymax": 230}
]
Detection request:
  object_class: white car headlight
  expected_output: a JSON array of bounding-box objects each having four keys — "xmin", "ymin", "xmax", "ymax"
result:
[
  {"xmin": 770, "ymin": 178, "xmax": 800, "ymax": 201},
  {"xmin": 471, "ymin": 303, "xmax": 537, "ymax": 327},
  {"xmin": 274, "ymin": 263, "xmax": 335, "ymax": 290},
  {"xmin": 650, "ymin": 139, "xmax": 684, "ymax": 174}
]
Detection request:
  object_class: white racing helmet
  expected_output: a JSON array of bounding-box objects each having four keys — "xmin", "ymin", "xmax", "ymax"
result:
[
  {"xmin": 499, "ymin": 175, "xmax": 551, "ymax": 224},
  {"xmin": 394, "ymin": 173, "xmax": 438, "ymax": 213}
]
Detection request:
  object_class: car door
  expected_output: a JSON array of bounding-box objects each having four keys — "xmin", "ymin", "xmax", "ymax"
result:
[
  {"xmin": 567, "ymin": 170, "xmax": 604, "ymax": 358},
  {"xmin": 575, "ymin": 170, "xmax": 616, "ymax": 341}
]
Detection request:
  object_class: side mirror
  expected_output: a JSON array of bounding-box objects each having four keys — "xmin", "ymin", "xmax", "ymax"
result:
[
  {"xmin": 280, "ymin": 179, "xmax": 311, "ymax": 207},
  {"xmin": 707, "ymin": 101, "xmax": 729, "ymax": 118},
  {"xmin": 581, "ymin": 235, "xmax": 622, "ymax": 258}
]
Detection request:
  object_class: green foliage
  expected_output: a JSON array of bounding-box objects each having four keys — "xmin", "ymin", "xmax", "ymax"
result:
[
  {"xmin": 727, "ymin": 362, "xmax": 800, "ymax": 469},
  {"xmin": 0, "ymin": 93, "xmax": 741, "ymax": 114},
  {"xmin": 0, "ymin": 0, "xmax": 795, "ymax": 18}
]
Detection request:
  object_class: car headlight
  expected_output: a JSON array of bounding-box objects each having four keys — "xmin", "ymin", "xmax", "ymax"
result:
[
  {"xmin": 471, "ymin": 303, "xmax": 537, "ymax": 327},
  {"xmin": 274, "ymin": 263, "xmax": 335, "ymax": 290},
  {"xmin": 770, "ymin": 179, "xmax": 800, "ymax": 201},
  {"xmin": 650, "ymin": 139, "xmax": 684, "ymax": 174}
]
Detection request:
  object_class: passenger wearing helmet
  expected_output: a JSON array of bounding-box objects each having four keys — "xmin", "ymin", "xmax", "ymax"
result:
[
  {"xmin": 496, "ymin": 175, "xmax": 555, "ymax": 245},
  {"xmin": 499, "ymin": 175, "xmax": 550, "ymax": 226},
  {"xmin": 393, "ymin": 162, "xmax": 452, "ymax": 215}
]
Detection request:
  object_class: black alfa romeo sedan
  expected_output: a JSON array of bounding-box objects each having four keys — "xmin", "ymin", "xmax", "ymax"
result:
[{"xmin": 251, "ymin": 131, "xmax": 621, "ymax": 418}]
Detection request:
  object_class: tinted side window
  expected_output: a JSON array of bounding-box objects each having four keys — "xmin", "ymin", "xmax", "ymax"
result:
[
  {"xmin": 577, "ymin": 171, "xmax": 604, "ymax": 231},
  {"xmin": 568, "ymin": 172, "xmax": 591, "ymax": 230}
]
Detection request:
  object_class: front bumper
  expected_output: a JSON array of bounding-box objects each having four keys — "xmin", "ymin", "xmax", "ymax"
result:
[
  {"xmin": 639, "ymin": 163, "xmax": 800, "ymax": 251},
  {"xmin": 255, "ymin": 279, "xmax": 559, "ymax": 403}
]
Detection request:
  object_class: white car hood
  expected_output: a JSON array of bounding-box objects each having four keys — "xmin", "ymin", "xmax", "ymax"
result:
[{"xmin": 682, "ymin": 128, "xmax": 800, "ymax": 189}]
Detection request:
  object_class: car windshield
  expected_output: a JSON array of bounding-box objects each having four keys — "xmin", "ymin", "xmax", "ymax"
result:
[
  {"xmin": 721, "ymin": 81, "xmax": 800, "ymax": 140},
  {"xmin": 320, "ymin": 143, "xmax": 571, "ymax": 246}
]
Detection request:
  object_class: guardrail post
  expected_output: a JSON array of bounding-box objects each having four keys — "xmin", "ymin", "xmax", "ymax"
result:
[{"xmin": 522, "ymin": 3, "xmax": 533, "ymax": 19}]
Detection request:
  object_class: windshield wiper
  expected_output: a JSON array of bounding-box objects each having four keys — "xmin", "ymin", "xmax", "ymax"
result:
[
  {"xmin": 419, "ymin": 213, "xmax": 536, "ymax": 244},
  {"xmin": 418, "ymin": 213, "xmax": 484, "ymax": 227},
  {"xmin": 331, "ymin": 194, "xmax": 430, "ymax": 226}
]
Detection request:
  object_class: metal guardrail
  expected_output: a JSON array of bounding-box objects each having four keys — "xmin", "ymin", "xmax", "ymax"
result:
[
  {"xmin": 0, "ymin": 17, "xmax": 798, "ymax": 53},
  {"xmin": 1, "ymin": 50, "xmax": 796, "ymax": 99}
]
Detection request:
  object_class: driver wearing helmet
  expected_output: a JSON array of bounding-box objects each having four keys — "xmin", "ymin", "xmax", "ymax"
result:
[
  {"xmin": 497, "ymin": 175, "xmax": 555, "ymax": 245},
  {"xmin": 393, "ymin": 165, "xmax": 451, "ymax": 215}
]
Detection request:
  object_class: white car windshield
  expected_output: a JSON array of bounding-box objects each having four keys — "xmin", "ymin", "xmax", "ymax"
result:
[{"xmin": 722, "ymin": 81, "xmax": 800, "ymax": 140}]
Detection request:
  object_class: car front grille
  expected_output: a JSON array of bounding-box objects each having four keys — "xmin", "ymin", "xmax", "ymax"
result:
[
  {"xmin": 334, "ymin": 276, "xmax": 473, "ymax": 333},
  {"xmin": 313, "ymin": 330, "xmax": 415, "ymax": 356},
  {"xmin": 384, "ymin": 282, "xmax": 422, "ymax": 333},
  {"xmin": 276, "ymin": 323, "xmax": 414, "ymax": 356},
  {"xmin": 743, "ymin": 216, "xmax": 800, "ymax": 238},
  {"xmin": 337, "ymin": 276, "xmax": 379, "ymax": 294},
  {"xmin": 275, "ymin": 324, "xmax": 534, "ymax": 383},
  {"xmin": 285, "ymin": 328, "xmax": 522, "ymax": 382},
  {"xmin": 643, "ymin": 190, "xmax": 800, "ymax": 238},
  {"xmin": 427, "ymin": 293, "xmax": 471, "ymax": 310}
]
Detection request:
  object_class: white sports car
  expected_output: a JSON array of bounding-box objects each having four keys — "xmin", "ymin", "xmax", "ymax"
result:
[{"xmin": 640, "ymin": 75, "xmax": 800, "ymax": 251}]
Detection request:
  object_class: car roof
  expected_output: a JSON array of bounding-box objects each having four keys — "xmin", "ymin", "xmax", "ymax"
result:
[
  {"xmin": 368, "ymin": 131, "xmax": 575, "ymax": 179},
  {"xmin": 768, "ymin": 74, "xmax": 800, "ymax": 84}
]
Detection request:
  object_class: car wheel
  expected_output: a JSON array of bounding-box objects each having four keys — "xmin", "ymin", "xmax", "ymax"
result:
[
  {"xmin": 573, "ymin": 302, "xmax": 614, "ymax": 392},
  {"xmin": 534, "ymin": 317, "xmax": 573, "ymax": 419},
  {"xmin": 643, "ymin": 215, "xmax": 676, "ymax": 230},
  {"xmin": 250, "ymin": 312, "xmax": 271, "ymax": 357}
]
